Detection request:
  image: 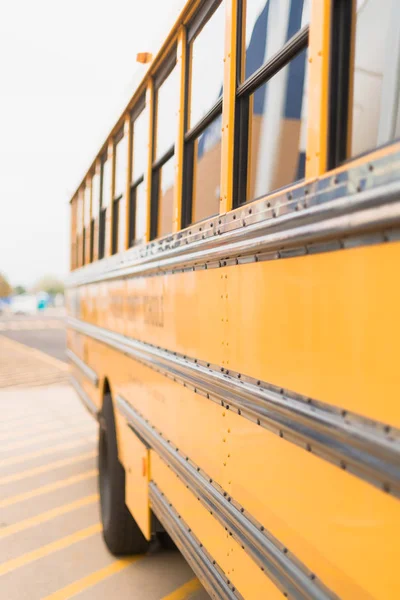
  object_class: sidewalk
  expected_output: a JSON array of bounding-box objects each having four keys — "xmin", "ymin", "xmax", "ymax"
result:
[{"xmin": 0, "ymin": 335, "xmax": 69, "ymax": 388}]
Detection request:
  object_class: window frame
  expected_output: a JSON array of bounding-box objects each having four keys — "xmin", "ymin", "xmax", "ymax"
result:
[
  {"xmin": 330, "ymin": 0, "xmax": 400, "ymax": 166},
  {"xmin": 150, "ymin": 49, "xmax": 177, "ymax": 241},
  {"xmin": 327, "ymin": 0, "xmax": 354, "ymax": 169},
  {"xmin": 181, "ymin": 0, "xmax": 224, "ymax": 228},
  {"xmin": 111, "ymin": 127, "xmax": 125, "ymax": 255},
  {"xmin": 233, "ymin": 1, "xmax": 309, "ymax": 208},
  {"xmin": 98, "ymin": 152, "xmax": 108, "ymax": 260},
  {"xmin": 129, "ymin": 95, "xmax": 147, "ymax": 247}
]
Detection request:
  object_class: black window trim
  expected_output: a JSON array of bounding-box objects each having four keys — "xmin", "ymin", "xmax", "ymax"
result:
[
  {"xmin": 184, "ymin": 96, "xmax": 223, "ymax": 144},
  {"xmin": 130, "ymin": 93, "xmax": 146, "ymax": 123},
  {"xmin": 237, "ymin": 25, "xmax": 309, "ymax": 99},
  {"xmin": 150, "ymin": 50, "xmax": 179, "ymax": 241},
  {"xmin": 111, "ymin": 193, "xmax": 122, "ymax": 255},
  {"xmin": 82, "ymin": 227, "xmax": 86, "ymax": 265},
  {"xmin": 89, "ymin": 218, "xmax": 95, "ymax": 263},
  {"xmin": 98, "ymin": 207, "xmax": 106, "ymax": 260},
  {"xmin": 328, "ymin": 0, "xmax": 353, "ymax": 169},
  {"xmin": 129, "ymin": 174, "xmax": 145, "ymax": 248},
  {"xmin": 154, "ymin": 49, "xmax": 176, "ymax": 90},
  {"xmin": 114, "ymin": 126, "xmax": 124, "ymax": 146},
  {"xmin": 187, "ymin": 0, "xmax": 222, "ymax": 43},
  {"xmin": 99, "ymin": 151, "xmax": 107, "ymax": 209}
]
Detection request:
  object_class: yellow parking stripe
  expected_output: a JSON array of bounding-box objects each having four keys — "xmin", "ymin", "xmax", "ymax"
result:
[
  {"xmin": 0, "ymin": 523, "xmax": 101, "ymax": 577},
  {"xmin": 0, "ymin": 436, "xmax": 96, "ymax": 468},
  {"xmin": 0, "ymin": 336, "xmax": 69, "ymax": 371},
  {"xmin": 0, "ymin": 494, "xmax": 99, "ymax": 538},
  {"xmin": 41, "ymin": 557, "xmax": 142, "ymax": 600},
  {"xmin": 162, "ymin": 578, "xmax": 202, "ymax": 600},
  {"xmin": 0, "ymin": 450, "xmax": 96, "ymax": 485},
  {"xmin": 0, "ymin": 411, "xmax": 48, "ymax": 428},
  {"xmin": 0, "ymin": 469, "xmax": 98, "ymax": 508},
  {"xmin": 1, "ymin": 424, "xmax": 93, "ymax": 452},
  {"xmin": 0, "ymin": 420, "xmax": 57, "ymax": 442}
]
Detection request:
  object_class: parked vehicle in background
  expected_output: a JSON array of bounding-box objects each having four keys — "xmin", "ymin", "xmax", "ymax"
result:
[
  {"xmin": 37, "ymin": 291, "xmax": 50, "ymax": 311},
  {"xmin": 10, "ymin": 294, "xmax": 37, "ymax": 315}
]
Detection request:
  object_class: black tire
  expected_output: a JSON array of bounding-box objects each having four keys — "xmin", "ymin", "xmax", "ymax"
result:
[
  {"xmin": 157, "ymin": 531, "xmax": 177, "ymax": 550},
  {"xmin": 98, "ymin": 393, "xmax": 149, "ymax": 555}
]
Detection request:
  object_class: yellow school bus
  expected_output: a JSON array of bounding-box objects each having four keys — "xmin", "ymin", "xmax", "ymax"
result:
[{"xmin": 67, "ymin": 0, "xmax": 400, "ymax": 597}]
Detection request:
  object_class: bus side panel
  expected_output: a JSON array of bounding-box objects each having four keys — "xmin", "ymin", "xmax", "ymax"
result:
[
  {"xmin": 151, "ymin": 451, "xmax": 282, "ymax": 600},
  {"xmin": 111, "ymin": 350, "xmax": 227, "ymax": 488},
  {"xmin": 102, "ymin": 345, "xmax": 399, "ymax": 599},
  {"xmin": 116, "ymin": 416, "xmax": 151, "ymax": 540},
  {"xmin": 78, "ymin": 240, "xmax": 400, "ymax": 427},
  {"xmin": 80, "ymin": 268, "xmax": 226, "ymax": 368},
  {"xmin": 224, "ymin": 241, "xmax": 400, "ymax": 427},
  {"xmin": 220, "ymin": 403, "xmax": 399, "ymax": 600}
]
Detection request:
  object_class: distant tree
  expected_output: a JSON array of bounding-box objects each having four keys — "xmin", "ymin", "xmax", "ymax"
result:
[
  {"xmin": 34, "ymin": 275, "xmax": 65, "ymax": 295},
  {"xmin": 0, "ymin": 273, "xmax": 12, "ymax": 298},
  {"xmin": 13, "ymin": 285, "xmax": 26, "ymax": 295}
]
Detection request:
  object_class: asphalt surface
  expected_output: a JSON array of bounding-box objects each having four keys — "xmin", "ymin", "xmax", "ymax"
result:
[
  {"xmin": 0, "ymin": 313, "xmax": 210, "ymax": 600},
  {"xmin": 0, "ymin": 313, "xmax": 67, "ymax": 362}
]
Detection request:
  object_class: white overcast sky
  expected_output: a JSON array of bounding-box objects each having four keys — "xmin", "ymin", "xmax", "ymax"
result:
[{"xmin": 0, "ymin": 0, "xmax": 185, "ymax": 287}]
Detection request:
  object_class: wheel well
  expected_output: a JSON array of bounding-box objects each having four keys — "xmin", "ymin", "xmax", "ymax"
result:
[{"xmin": 101, "ymin": 378, "xmax": 112, "ymax": 413}]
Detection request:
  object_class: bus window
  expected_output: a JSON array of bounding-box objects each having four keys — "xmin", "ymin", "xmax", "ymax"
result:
[
  {"xmin": 156, "ymin": 154, "xmax": 175, "ymax": 238},
  {"xmin": 244, "ymin": 0, "xmax": 307, "ymax": 81},
  {"xmin": 99, "ymin": 152, "xmax": 109, "ymax": 260},
  {"xmin": 155, "ymin": 63, "xmax": 178, "ymax": 161},
  {"xmin": 91, "ymin": 169, "xmax": 100, "ymax": 262},
  {"xmin": 189, "ymin": 1, "xmax": 224, "ymax": 128},
  {"xmin": 235, "ymin": 0, "xmax": 309, "ymax": 205},
  {"xmin": 70, "ymin": 197, "xmax": 77, "ymax": 270},
  {"xmin": 151, "ymin": 56, "xmax": 178, "ymax": 239},
  {"xmin": 130, "ymin": 180, "xmax": 147, "ymax": 244},
  {"xmin": 130, "ymin": 99, "xmax": 148, "ymax": 246},
  {"xmin": 184, "ymin": 1, "xmax": 224, "ymax": 226},
  {"xmin": 112, "ymin": 129, "xmax": 127, "ymax": 254},
  {"xmin": 84, "ymin": 182, "xmax": 91, "ymax": 264},
  {"xmin": 76, "ymin": 188, "xmax": 84, "ymax": 267},
  {"xmin": 351, "ymin": 0, "xmax": 400, "ymax": 157},
  {"xmin": 247, "ymin": 46, "xmax": 308, "ymax": 200},
  {"xmin": 192, "ymin": 115, "xmax": 222, "ymax": 223}
]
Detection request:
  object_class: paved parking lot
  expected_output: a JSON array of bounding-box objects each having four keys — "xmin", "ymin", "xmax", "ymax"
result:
[
  {"xmin": 0, "ymin": 323, "xmax": 209, "ymax": 600},
  {"xmin": 0, "ymin": 313, "xmax": 67, "ymax": 362}
]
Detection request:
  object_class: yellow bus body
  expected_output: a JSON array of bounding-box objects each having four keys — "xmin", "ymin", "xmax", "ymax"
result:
[{"xmin": 67, "ymin": 0, "xmax": 400, "ymax": 598}]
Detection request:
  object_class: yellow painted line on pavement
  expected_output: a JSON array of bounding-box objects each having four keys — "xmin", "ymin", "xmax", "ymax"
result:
[
  {"xmin": 0, "ymin": 436, "xmax": 96, "ymax": 468},
  {"xmin": 0, "ymin": 469, "xmax": 98, "ymax": 508},
  {"xmin": 0, "ymin": 419, "xmax": 61, "ymax": 442},
  {"xmin": 41, "ymin": 556, "xmax": 142, "ymax": 600},
  {"xmin": 0, "ymin": 450, "xmax": 96, "ymax": 485},
  {"xmin": 1, "ymin": 424, "xmax": 93, "ymax": 452},
  {"xmin": 0, "ymin": 523, "xmax": 101, "ymax": 577},
  {"xmin": 162, "ymin": 578, "xmax": 202, "ymax": 600},
  {"xmin": 0, "ymin": 494, "xmax": 99, "ymax": 538},
  {"xmin": 0, "ymin": 411, "xmax": 49, "ymax": 428},
  {"xmin": 0, "ymin": 335, "xmax": 69, "ymax": 372}
]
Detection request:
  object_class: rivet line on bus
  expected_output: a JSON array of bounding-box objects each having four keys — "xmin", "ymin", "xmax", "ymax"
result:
[
  {"xmin": 68, "ymin": 319, "xmax": 400, "ymax": 498},
  {"xmin": 117, "ymin": 395, "xmax": 336, "ymax": 600},
  {"xmin": 68, "ymin": 154, "xmax": 400, "ymax": 288}
]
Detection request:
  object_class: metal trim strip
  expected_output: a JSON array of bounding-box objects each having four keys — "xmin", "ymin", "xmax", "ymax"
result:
[
  {"xmin": 66, "ymin": 349, "xmax": 99, "ymax": 388},
  {"xmin": 119, "ymin": 396, "xmax": 336, "ymax": 600},
  {"xmin": 68, "ymin": 317, "xmax": 400, "ymax": 497},
  {"xmin": 68, "ymin": 173, "xmax": 400, "ymax": 287},
  {"xmin": 70, "ymin": 375, "xmax": 99, "ymax": 419},
  {"xmin": 149, "ymin": 482, "xmax": 241, "ymax": 600}
]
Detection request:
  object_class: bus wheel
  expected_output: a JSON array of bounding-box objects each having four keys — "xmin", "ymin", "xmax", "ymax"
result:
[{"xmin": 98, "ymin": 393, "xmax": 149, "ymax": 555}]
